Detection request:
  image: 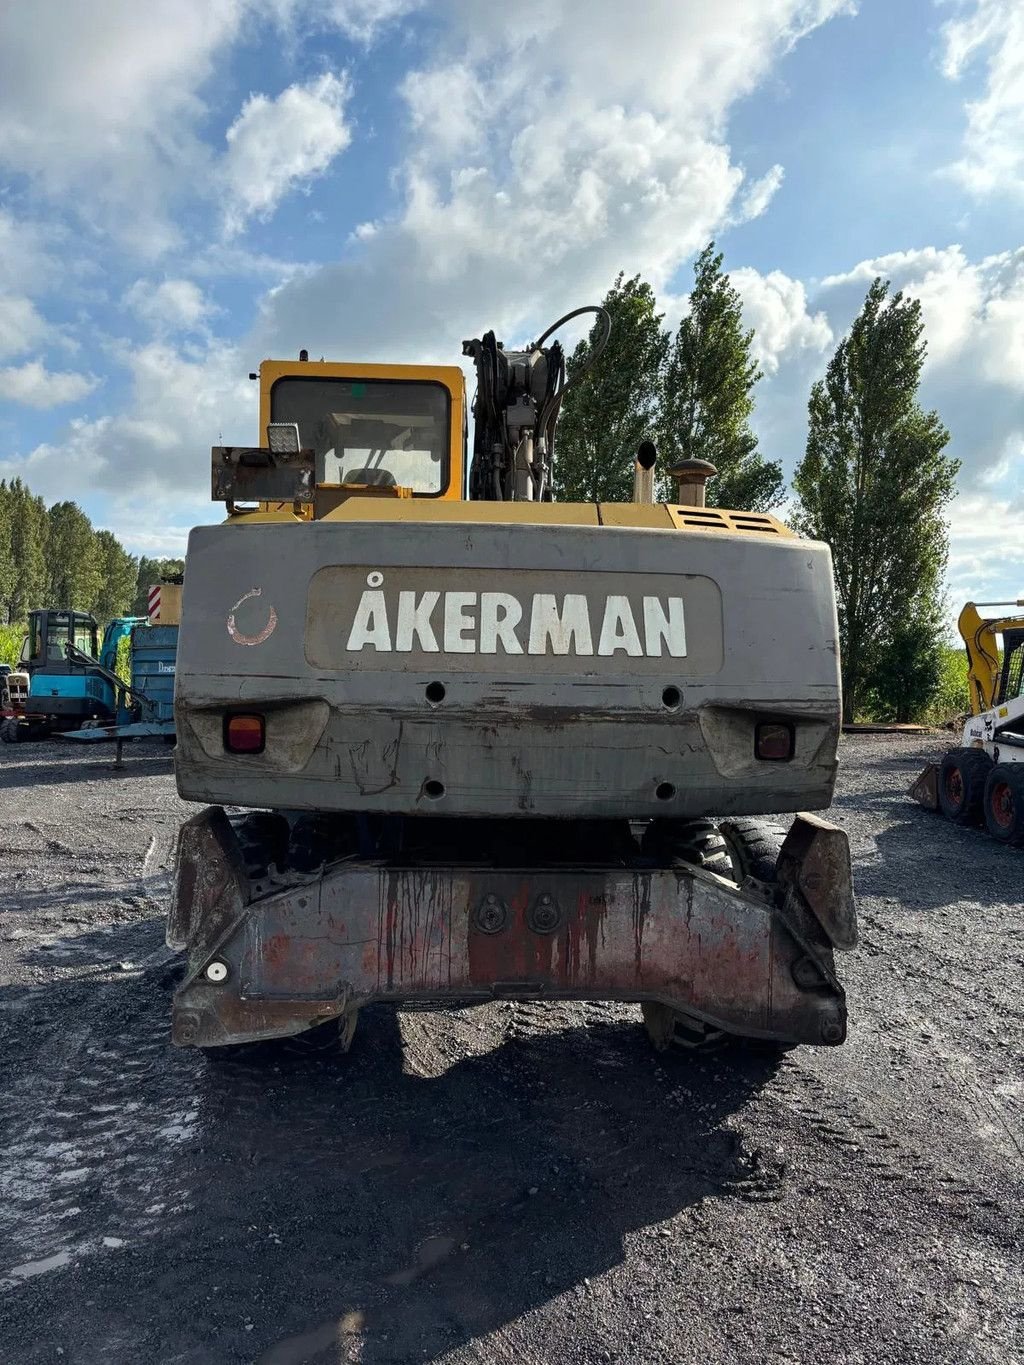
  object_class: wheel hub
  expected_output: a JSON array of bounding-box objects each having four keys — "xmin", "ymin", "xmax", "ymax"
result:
[{"xmin": 990, "ymin": 781, "xmax": 1014, "ymax": 829}]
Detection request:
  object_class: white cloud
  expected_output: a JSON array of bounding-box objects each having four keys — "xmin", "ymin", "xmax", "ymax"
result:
[
  {"xmin": 400, "ymin": 63, "xmax": 489, "ymax": 158},
  {"xmin": 0, "ymin": 1, "xmax": 248, "ymax": 255},
  {"xmin": 1, "ymin": 340, "xmax": 252, "ymax": 505},
  {"xmin": 124, "ymin": 279, "xmax": 215, "ymax": 333},
  {"xmin": 0, "ymin": 209, "xmax": 58, "ymax": 294},
  {"xmin": 732, "ymin": 267, "xmax": 833, "ymax": 375},
  {"xmin": 255, "ymin": 1, "xmax": 852, "ymax": 362},
  {"xmin": 940, "ymin": 0, "xmax": 1024, "ymax": 197},
  {"xmin": 322, "ymin": 0, "xmax": 422, "ymax": 41},
  {"xmin": 222, "ymin": 72, "xmax": 353, "ymax": 236},
  {"xmin": 820, "ymin": 244, "xmax": 1024, "ymax": 396},
  {"xmin": 946, "ymin": 489, "xmax": 1024, "ymax": 604},
  {"xmin": 266, "ymin": 0, "xmax": 422, "ymax": 43},
  {"xmin": 0, "ymin": 295, "xmax": 51, "ymax": 359},
  {"xmin": 0, "ymin": 359, "xmax": 98, "ymax": 408},
  {"xmin": 738, "ymin": 164, "xmax": 786, "ymax": 221}
]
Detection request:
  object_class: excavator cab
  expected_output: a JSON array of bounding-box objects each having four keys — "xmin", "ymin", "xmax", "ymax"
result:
[
  {"xmin": 22, "ymin": 611, "xmax": 99, "ymax": 676},
  {"xmin": 268, "ymin": 370, "xmax": 461, "ymax": 499},
  {"xmin": 211, "ymin": 360, "xmax": 466, "ymax": 518}
]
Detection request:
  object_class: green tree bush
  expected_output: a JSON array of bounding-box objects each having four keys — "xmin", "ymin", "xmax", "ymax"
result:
[
  {"xmin": 0, "ymin": 622, "xmax": 25, "ymax": 668},
  {"xmin": 45, "ymin": 502, "xmax": 103, "ymax": 611},
  {"xmin": 793, "ymin": 279, "xmax": 959, "ymax": 723},
  {"xmin": 925, "ymin": 644, "xmax": 970, "ymax": 726},
  {"xmin": 864, "ymin": 596, "xmax": 946, "ymax": 723},
  {"xmin": 662, "ymin": 243, "xmax": 783, "ymax": 510},
  {"xmin": 93, "ymin": 530, "xmax": 140, "ymax": 622},
  {"xmin": 554, "ymin": 274, "xmax": 669, "ymax": 503},
  {"xmin": 0, "ymin": 477, "xmax": 151, "ymax": 626},
  {"xmin": 0, "ymin": 479, "xmax": 48, "ymax": 623}
]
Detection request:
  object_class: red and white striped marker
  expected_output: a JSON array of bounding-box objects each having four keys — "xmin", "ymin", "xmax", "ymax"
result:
[{"xmin": 147, "ymin": 585, "xmax": 161, "ymax": 623}]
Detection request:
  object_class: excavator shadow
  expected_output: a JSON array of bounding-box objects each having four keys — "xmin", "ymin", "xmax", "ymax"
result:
[
  {"xmin": 184, "ymin": 1003, "xmax": 785, "ymax": 1364},
  {"xmin": 0, "ymin": 961, "xmax": 787, "ymax": 1363}
]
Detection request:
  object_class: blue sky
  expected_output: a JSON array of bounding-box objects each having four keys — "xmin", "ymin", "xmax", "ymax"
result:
[{"xmin": 0, "ymin": 0, "xmax": 1021, "ymax": 611}]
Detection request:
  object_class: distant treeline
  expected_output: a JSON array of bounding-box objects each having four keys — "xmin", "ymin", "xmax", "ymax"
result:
[{"xmin": 0, "ymin": 478, "xmax": 183, "ymax": 626}]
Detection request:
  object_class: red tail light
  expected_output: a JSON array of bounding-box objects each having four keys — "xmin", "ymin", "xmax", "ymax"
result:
[
  {"xmin": 755, "ymin": 721, "xmax": 794, "ymax": 761},
  {"xmin": 224, "ymin": 713, "xmax": 265, "ymax": 754}
]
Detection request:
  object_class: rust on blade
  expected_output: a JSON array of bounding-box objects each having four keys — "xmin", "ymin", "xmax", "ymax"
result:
[{"xmin": 169, "ymin": 807, "xmax": 849, "ymax": 1050}]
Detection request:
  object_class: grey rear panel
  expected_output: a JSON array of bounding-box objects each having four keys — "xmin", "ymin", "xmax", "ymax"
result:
[{"xmin": 174, "ymin": 520, "xmax": 841, "ymax": 819}]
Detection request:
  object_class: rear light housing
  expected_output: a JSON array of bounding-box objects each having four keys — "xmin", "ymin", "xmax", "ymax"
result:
[
  {"xmin": 755, "ymin": 720, "xmax": 794, "ymax": 762},
  {"xmin": 224, "ymin": 712, "xmax": 265, "ymax": 754}
]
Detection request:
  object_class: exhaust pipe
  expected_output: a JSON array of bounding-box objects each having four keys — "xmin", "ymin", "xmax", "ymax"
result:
[{"xmin": 632, "ymin": 441, "xmax": 657, "ymax": 504}]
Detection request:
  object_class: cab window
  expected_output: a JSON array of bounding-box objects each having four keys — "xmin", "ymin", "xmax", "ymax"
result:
[
  {"xmin": 270, "ymin": 377, "xmax": 450, "ymax": 496},
  {"xmin": 73, "ymin": 619, "xmax": 96, "ymax": 656},
  {"xmin": 46, "ymin": 617, "xmax": 69, "ymax": 663}
]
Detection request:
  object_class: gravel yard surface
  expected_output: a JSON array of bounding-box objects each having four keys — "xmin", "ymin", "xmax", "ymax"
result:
[{"xmin": 0, "ymin": 734, "xmax": 1021, "ymax": 1364}]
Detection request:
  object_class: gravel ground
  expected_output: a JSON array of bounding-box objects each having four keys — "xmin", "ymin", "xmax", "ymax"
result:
[{"xmin": 0, "ymin": 734, "xmax": 1021, "ymax": 1365}]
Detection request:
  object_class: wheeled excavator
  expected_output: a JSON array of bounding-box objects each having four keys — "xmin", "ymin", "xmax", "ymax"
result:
[
  {"xmin": 168, "ymin": 308, "xmax": 857, "ymax": 1055},
  {"xmin": 910, "ymin": 600, "xmax": 1024, "ymax": 845}
]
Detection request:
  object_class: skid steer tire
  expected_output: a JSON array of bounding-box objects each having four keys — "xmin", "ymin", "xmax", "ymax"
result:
[
  {"xmin": 982, "ymin": 763, "xmax": 1024, "ymax": 846},
  {"xmin": 938, "ymin": 748, "xmax": 992, "ymax": 825},
  {"xmin": 642, "ymin": 817, "xmax": 794, "ymax": 1058}
]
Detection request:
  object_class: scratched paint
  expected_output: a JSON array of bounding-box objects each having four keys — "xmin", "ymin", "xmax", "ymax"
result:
[{"xmin": 227, "ymin": 587, "xmax": 278, "ymax": 647}]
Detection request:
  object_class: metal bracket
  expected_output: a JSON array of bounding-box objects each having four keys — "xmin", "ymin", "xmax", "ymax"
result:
[{"xmin": 212, "ymin": 445, "xmax": 315, "ymax": 510}]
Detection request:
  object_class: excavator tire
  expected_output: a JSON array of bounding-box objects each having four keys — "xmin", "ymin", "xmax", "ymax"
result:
[
  {"xmin": 982, "ymin": 763, "xmax": 1024, "ymax": 846},
  {"xmin": 641, "ymin": 817, "xmax": 732, "ymax": 874},
  {"xmin": 718, "ymin": 818, "xmax": 787, "ymax": 885},
  {"xmin": 938, "ymin": 748, "xmax": 992, "ymax": 825},
  {"xmin": 1, "ymin": 717, "xmax": 22, "ymax": 743},
  {"xmin": 641, "ymin": 817, "xmax": 793, "ymax": 1057}
]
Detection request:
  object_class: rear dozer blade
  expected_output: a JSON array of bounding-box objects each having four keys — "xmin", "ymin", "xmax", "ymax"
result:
[
  {"xmin": 167, "ymin": 807, "xmax": 853, "ymax": 1052},
  {"xmin": 909, "ymin": 763, "xmax": 940, "ymax": 811}
]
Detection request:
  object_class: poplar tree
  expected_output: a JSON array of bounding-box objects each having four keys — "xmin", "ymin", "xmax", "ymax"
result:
[
  {"xmin": 553, "ymin": 274, "xmax": 669, "ymax": 503},
  {"xmin": 0, "ymin": 483, "xmax": 13, "ymax": 620},
  {"xmin": 45, "ymin": 501, "xmax": 102, "ymax": 611},
  {"xmin": 0, "ymin": 479, "xmax": 47, "ymax": 623},
  {"xmin": 792, "ymin": 279, "xmax": 958, "ymax": 723},
  {"xmin": 92, "ymin": 530, "xmax": 139, "ymax": 622},
  {"xmin": 662, "ymin": 244, "xmax": 783, "ymax": 511}
]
